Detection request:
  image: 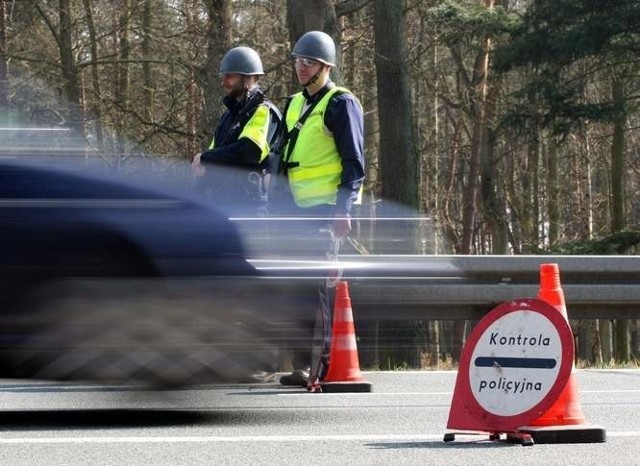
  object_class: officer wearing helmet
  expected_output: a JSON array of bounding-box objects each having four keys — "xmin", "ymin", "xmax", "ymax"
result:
[
  {"xmin": 277, "ymin": 31, "xmax": 365, "ymax": 387},
  {"xmin": 192, "ymin": 47, "xmax": 282, "ymax": 384},
  {"xmin": 192, "ymin": 46, "xmax": 282, "ymax": 214}
]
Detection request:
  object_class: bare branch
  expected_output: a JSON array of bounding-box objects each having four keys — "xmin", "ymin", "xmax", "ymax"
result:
[{"xmin": 336, "ymin": 0, "xmax": 372, "ymax": 17}]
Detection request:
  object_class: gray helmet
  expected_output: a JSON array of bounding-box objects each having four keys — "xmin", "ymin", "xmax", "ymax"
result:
[
  {"xmin": 220, "ymin": 46, "xmax": 264, "ymax": 75},
  {"xmin": 292, "ymin": 31, "xmax": 336, "ymax": 67}
]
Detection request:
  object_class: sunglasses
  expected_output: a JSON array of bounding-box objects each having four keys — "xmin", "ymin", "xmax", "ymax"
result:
[{"xmin": 294, "ymin": 57, "xmax": 319, "ymax": 68}]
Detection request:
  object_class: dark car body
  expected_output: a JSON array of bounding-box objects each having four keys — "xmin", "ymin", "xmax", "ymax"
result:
[
  {"xmin": 0, "ymin": 158, "xmax": 252, "ymax": 280},
  {"xmin": 0, "ymin": 155, "xmax": 425, "ymax": 387},
  {"xmin": 0, "ymin": 157, "xmax": 283, "ymax": 386}
]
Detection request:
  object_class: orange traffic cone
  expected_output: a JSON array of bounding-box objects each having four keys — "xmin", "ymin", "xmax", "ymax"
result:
[
  {"xmin": 531, "ymin": 263, "xmax": 585, "ymax": 426},
  {"xmin": 516, "ymin": 263, "xmax": 606, "ymax": 443},
  {"xmin": 320, "ymin": 281, "xmax": 372, "ymax": 393}
]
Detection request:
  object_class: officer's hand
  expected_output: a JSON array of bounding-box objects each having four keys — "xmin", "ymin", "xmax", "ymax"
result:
[
  {"xmin": 191, "ymin": 153, "xmax": 205, "ymax": 177},
  {"xmin": 332, "ymin": 212, "xmax": 351, "ymax": 238}
]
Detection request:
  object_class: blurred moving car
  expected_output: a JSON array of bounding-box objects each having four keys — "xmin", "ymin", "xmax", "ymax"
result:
[
  {"xmin": 0, "ymin": 156, "xmax": 283, "ymax": 386},
  {"xmin": 0, "ymin": 145, "xmax": 429, "ymax": 388}
]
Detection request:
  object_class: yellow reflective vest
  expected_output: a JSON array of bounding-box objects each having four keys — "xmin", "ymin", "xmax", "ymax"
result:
[
  {"xmin": 209, "ymin": 104, "xmax": 271, "ymax": 163},
  {"xmin": 284, "ymin": 87, "xmax": 349, "ymax": 208}
]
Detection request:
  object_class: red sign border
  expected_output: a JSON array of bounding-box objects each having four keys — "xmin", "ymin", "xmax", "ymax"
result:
[{"xmin": 456, "ymin": 298, "xmax": 574, "ymax": 432}]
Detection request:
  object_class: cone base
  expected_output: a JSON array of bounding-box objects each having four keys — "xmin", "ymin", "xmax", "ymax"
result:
[
  {"xmin": 320, "ymin": 381, "xmax": 372, "ymax": 393},
  {"xmin": 515, "ymin": 424, "xmax": 606, "ymax": 444}
]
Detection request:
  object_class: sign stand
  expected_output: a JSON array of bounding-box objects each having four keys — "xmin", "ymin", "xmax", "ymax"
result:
[{"xmin": 443, "ymin": 298, "xmax": 574, "ymax": 446}]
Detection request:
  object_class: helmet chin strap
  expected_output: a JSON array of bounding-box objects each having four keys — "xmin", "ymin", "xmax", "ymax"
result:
[
  {"xmin": 303, "ymin": 67, "xmax": 328, "ymax": 89},
  {"xmin": 304, "ymin": 71, "xmax": 321, "ymax": 87}
]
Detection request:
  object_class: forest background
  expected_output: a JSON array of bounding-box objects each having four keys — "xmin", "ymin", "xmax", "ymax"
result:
[{"xmin": 1, "ymin": 0, "xmax": 639, "ymax": 367}]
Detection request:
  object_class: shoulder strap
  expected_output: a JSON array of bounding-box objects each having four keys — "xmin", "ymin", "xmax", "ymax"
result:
[
  {"xmin": 263, "ymin": 98, "xmax": 283, "ymax": 148},
  {"xmin": 281, "ymin": 86, "xmax": 335, "ymax": 173},
  {"xmin": 259, "ymin": 99, "xmax": 284, "ymax": 173}
]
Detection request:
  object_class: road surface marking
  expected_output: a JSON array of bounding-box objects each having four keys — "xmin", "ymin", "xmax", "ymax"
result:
[{"xmin": 0, "ymin": 431, "xmax": 637, "ymax": 444}]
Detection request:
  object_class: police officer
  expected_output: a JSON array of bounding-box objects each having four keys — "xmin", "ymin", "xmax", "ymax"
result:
[
  {"xmin": 278, "ymin": 31, "xmax": 365, "ymax": 387},
  {"xmin": 192, "ymin": 46, "xmax": 281, "ymax": 215},
  {"xmin": 193, "ymin": 46, "xmax": 281, "ymax": 384}
]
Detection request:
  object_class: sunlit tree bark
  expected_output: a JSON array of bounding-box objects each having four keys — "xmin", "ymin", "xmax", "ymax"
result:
[{"xmin": 459, "ymin": 0, "xmax": 494, "ymax": 254}]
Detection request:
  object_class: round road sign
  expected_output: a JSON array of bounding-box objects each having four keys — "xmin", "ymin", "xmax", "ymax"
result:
[{"xmin": 455, "ymin": 298, "xmax": 574, "ymax": 432}]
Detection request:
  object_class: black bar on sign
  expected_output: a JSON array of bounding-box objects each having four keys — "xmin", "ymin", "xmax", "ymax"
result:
[{"xmin": 474, "ymin": 357, "xmax": 557, "ymax": 369}]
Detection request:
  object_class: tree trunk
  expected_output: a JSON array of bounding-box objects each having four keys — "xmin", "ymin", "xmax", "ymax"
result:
[
  {"xmin": 141, "ymin": 0, "xmax": 154, "ymax": 124},
  {"xmin": 57, "ymin": 0, "xmax": 82, "ymax": 131},
  {"xmin": 460, "ymin": 0, "xmax": 494, "ymax": 254},
  {"xmin": 615, "ymin": 319, "xmax": 630, "ymax": 363},
  {"xmin": 632, "ymin": 320, "xmax": 639, "ymax": 360},
  {"xmin": 452, "ymin": 0, "xmax": 494, "ymax": 360},
  {"xmin": 547, "ymin": 136, "xmax": 560, "ymax": 245},
  {"xmin": 0, "ymin": 0, "xmax": 7, "ymax": 109},
  {"xmin": 287, "ymin": 0, "xmax": 338, "ymax": 42},
  {"xmin": 600, "ymin": 319, "xmax": 613, "ymax": 362},
  {"xmin": 373, "ymin": 0, "xmax": 421, "ymax": 368},
  {"xmin": 374, "ymin": 0, "xmax": 418, "ymax": 211},
  {"xmin": 521, "ymin": 125, "xmax": 539, "ymax": 252},
  {"xmin": 581, "ymin": 321, "xmax": 595, "ymax": 363},
  {"xmin": 481, "ymin": 127, "xmax": 507, "ymax": 253},
  {"xmin": 611, "ymin": 78, "xmax": 625, "ymax": 233},
  {"xmin": 428, "ymin": 45, "xmax": 441, "ymax": 252},
  {"xmin": 611, "ymin": 78, "xmax": 628, "ymax": 362},
  {"xmin": 116, "ymin": 0, "xmax": 130, "ymax": 109},
  {"xmin": 286, "ymin": 0, "xmax": 339, "ymax": 84},
  {"xmin": 81, "ymin": 0, "xmax": 104, "ymax": 149},
  {"xmin": 441, "ymin": 115, "xmax": 462, "ymax": 252},
  {"xmin": 200, "ymin": 0, "xmax": 232, "ymax": 144},
  {"xmin": 373, "ymin": 0, "xmax": 419, "ymax": 262},
  {"xmin": 592, "ymin": 319, "xmax": 603, "ymax": 365}
]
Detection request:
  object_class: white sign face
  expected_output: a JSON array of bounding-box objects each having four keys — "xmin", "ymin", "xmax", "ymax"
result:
[{"xmin": 469, "ymin": 310, "xmax": 563, "ymax": 416}]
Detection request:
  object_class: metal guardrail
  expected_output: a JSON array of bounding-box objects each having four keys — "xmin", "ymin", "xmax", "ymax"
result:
[{"xmin": 253, "ymin": 255, "xmax": 640, "ymax": 320}]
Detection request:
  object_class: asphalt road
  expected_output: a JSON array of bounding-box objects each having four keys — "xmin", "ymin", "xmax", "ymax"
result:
[{"xmin": 0, "ymin": 370, "xmax": 636, "ymax": 465}]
